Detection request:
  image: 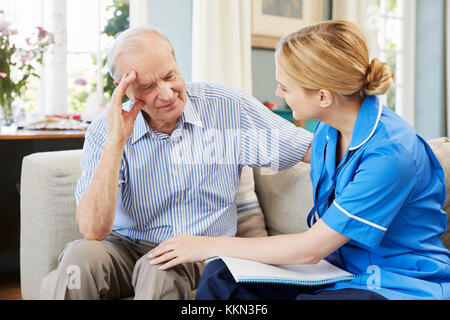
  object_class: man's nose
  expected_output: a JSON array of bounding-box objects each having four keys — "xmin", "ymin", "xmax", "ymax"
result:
[{"xmin": 158, "ymin": 81, "xmax": 174, "ymax": 101}]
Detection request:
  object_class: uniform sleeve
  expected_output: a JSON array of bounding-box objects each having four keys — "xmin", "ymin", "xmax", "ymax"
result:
[
  {"xmin": 74, "ymin": 115, "xmax": 108, "ymax": 205},
  {"xmin": 321, "ymin": 143, "xmax": 417, "ymax": 249},
  {"xmin": 239, "ymin": 93, "xmax": 312, "ymax": 171}
]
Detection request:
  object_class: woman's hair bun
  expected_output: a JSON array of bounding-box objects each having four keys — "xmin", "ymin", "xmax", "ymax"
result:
[{"xmin": 362, "ymin": 58, "xmax": 395, "ymax": 96}]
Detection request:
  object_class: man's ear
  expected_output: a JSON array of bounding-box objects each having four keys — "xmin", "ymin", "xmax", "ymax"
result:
[{"xmin": 318, "ymin": 89, "xmax": 333, "ymax": 109}]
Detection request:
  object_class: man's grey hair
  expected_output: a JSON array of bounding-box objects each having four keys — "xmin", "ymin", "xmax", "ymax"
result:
[{"xmin": 106, "ymin": 26, "xmax": 176, "ymax": 82}]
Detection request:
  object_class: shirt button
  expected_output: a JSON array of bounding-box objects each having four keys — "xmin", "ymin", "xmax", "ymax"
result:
[{"xmin": 176, "ymin": 225, "xmax": 181, "ymax": 233}]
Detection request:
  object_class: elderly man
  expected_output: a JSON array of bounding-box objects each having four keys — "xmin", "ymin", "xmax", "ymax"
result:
[{"xmin": 45, "ymin": 27, "xmax": 312, "ymax": 300}]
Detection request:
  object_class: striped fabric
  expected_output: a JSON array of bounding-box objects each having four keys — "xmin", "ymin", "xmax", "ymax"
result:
[
  {"xmin": 237, "ymin": 201, "xmax": 261, "ymax": 215},
  {"xmin": 76, "ymin": 82, "xmax": 312, "ymax": 243}
]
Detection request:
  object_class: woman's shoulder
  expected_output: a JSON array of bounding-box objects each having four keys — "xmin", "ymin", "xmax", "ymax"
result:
[{"xmin": 370, "ymin": 106, "xmax": 419, "ymax": 156}]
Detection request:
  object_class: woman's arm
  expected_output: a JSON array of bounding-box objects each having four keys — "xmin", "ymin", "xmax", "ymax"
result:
[{"xmin": 148, "ymin": 219, "xmax": 350, "ymax": 270}]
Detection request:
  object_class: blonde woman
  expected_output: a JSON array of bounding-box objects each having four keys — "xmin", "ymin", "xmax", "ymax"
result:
[{"xmin": 149, "ymin": 20, "xmax": 450, "ymax": 300}]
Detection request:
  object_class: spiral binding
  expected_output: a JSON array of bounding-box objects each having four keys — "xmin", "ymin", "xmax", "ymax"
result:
[{"xmin": 237, "ymin": 274, "xmax": 356, "ymax": 287}]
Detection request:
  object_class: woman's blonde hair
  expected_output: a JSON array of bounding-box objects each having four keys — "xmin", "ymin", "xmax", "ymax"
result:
[{"xmin": 275, "ymin": 20, "xmax": 394, "ymax": 96}]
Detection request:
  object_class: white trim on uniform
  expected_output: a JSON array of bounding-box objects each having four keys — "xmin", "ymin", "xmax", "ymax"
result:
[
  {"xmin": 349, "ymin": 99, "xmax": 383, "ymax": 151},
  {"xmin": 333, "ymin": 200, "xmax": 388, "ymax": 232}
]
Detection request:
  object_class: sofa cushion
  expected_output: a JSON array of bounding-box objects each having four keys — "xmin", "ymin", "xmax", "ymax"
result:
[
  {"xmin": 236, "ymin": 166, "xmax": 268, "ymax": 238},
  {"xmin": 253, "ymin": 162, "xmax": 313, "ymax": 236},
  {"xmin": 428, "ymin": 138, "xmax": 450, "ymax": 249}
]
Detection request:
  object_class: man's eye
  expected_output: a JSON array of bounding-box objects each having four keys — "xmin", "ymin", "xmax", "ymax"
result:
[
  {"xmin": 143, "ymin": 84, "xmax": 156, "ymax": 90},
  {"xmin": 164, "ymin": 74, "xmax": 174, "ymax": 81}
]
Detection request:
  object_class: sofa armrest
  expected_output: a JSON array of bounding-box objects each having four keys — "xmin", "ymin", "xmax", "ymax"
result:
[{"xmin": 20, "ymin": 149, "xmax": 83, "ymax": 300}]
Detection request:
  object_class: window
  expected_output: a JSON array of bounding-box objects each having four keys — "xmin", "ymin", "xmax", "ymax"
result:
[
  {"xmin": 375, "ymin": 0, "xmax": 416, "ymax": 126},
  {"xmin": 66, "ymin": 0, "xmax": 129, "ymax": 113},
  {"xmin": 0, "ymin": 0, "xmax": 43, "ymax": 112},
  {"xmin": 0, "ymin": 0, "xmax": 130, "ymax": 116}
]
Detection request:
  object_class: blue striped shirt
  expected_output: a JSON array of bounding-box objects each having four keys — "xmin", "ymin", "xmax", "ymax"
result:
[{"xmin": 76, "ymin": 82, "xmax": 312, "ymax": 243}]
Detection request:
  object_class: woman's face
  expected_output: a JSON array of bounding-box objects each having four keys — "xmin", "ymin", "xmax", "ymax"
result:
[{"xmin": 275, "ymin": 65, "xmax": 321, "ymax": 121}]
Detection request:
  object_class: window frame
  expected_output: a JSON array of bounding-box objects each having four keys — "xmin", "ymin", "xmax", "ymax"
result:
[{"xmin": 377, "ymin": 0, "xmax": 416, "ymax": 127}]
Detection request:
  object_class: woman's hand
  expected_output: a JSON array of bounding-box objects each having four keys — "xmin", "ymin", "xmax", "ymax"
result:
[
  {"xmin": 148, "ymin": 235, "xmax": 214, "ymax": 270},
  {"xmin": 107, "ymin": 71, "xmax": 144, "ymax": 149}
]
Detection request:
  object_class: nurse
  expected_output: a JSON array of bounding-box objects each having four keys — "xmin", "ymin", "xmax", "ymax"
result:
[{"xmin": 148, "ymin": 20, "xmax": 450, "ymax": 300}]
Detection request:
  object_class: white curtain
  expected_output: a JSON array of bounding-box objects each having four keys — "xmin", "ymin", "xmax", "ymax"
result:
[
  {"xmin": 129, "ymin": 0, "xmax": 148, "ymax": 28},
  {"xmin": 192, "ymin": 0, "xmax": 253, "ymax": 95},
  {"xmin": 332, "ymin": 0, "xmax": 380, "ymax": 60},
  {"xmin": 42, "ymin": 0, "xmax": 68, "ymax": 115}
]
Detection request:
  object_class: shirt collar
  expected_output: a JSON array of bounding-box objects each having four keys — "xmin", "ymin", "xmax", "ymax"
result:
[
  {"xmin": 324, "ymin": 95, "xmax": 382, "ymax": 151},
  {"xmin": 129, "ymin": 97, "xmax": 204, "ymax": 145},
  {"xmin": 182, "ymin": 96, "xmax": 204, "ymax": 128},
  {"xmin": 327, "ymin": 96, "xmax": 383, "ymax": 151},
  {"xmin": 348, "ymin": 95, "xmax": 382, "ymax": 151}
]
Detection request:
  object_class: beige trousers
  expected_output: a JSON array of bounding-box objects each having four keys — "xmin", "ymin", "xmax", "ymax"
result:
[{"xmin": 43, "ymin": 231, "xmax": 205, "ymax": 300}]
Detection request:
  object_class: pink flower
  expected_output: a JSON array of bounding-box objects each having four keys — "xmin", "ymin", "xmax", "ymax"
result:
[
  {"xmin": 0, "ymin": 72, "xmax": 7, "ymax": 78},
  {"xmin": 0, "ymin": 21, "xmax": 10, "ymax": 35},
  {"xmin": 37, "ymin": 26, "xmax": 47, "ymax": 38},
  {"xmin": 20, "ymin": 54, "xmax": 29, "ymax": 64},
  {"xmin": 74, "ymin": 77, "xmax": 87, "ymax": 86}
]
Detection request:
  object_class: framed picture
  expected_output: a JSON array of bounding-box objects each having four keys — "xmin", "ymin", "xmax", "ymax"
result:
[{"xmin": 252, "ymin": 0, "xmax": 323, "ymax": 49}]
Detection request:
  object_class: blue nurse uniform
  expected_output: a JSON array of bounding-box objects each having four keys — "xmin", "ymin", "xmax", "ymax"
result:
[
  {"xmin": 195, "ymin": 95, "xmax": 450, "ymax": 300},
  {"xmin": 310, "ymin": 95, "xmax": 450, "ymax": 299}
]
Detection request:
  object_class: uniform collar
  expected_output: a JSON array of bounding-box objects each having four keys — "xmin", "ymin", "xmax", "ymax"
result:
[
  {"xmin": 321, "ymin": 95, "xmax": 382, "ymax": 178},
  {"xmin": 324, "ymin": 95, "xmax": 382, "ymax": 151},
  {"xmin": 129, "ymin": 97, "xmax": 204, "ymax": 144},
  {"xmin": 348, "ymin": 95, "xmax": 382, "ymax": 151}
]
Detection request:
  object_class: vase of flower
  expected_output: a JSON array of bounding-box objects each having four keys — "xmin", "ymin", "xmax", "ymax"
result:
[
  {"xmin": 0, "ymin": 95, "xmax": 17, "ymax": 134},
  {"xmin": 0, "ymin": 10, "xmax": 54, "ymax": 134}
]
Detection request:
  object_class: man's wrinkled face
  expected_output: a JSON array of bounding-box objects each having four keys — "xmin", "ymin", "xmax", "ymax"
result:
[{"xmin": 116, "ymin": 37, "xmax": 187, "ymax": 127}]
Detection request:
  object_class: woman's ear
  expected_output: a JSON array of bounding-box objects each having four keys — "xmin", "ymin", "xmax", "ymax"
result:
[{"xmin": 318, "ymin": 89, "xmax": 333, "ymax": 109}]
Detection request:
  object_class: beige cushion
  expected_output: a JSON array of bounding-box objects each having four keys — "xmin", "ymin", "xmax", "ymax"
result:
[
  {"xmin": 428, "ymin": 137, "xmax": 450, "ymax": 249},
  {"xmin": 254, "ymin": 162, "xmax": 313, "ymax": 236},
  {"xmin": 236, "ymin": 166, "xmax": 268, "ymax": 238}
]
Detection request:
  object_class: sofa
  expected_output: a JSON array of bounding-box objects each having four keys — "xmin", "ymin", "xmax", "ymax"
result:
[{"xmin": 19, "ymin": 138, "xmax": 450, "ymax": 300}]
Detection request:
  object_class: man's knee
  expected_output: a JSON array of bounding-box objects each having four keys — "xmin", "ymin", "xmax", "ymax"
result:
[
  {"xmin": 49, "ymin": 239, "xmax": 116, "ymax": 299},
  {"xmin": 133, "ymin": 255, "xmax": 193, "ymax": 300},
  {"xmin": 57, "ymin": 239, "xmax": 111, "ymax": 273}
]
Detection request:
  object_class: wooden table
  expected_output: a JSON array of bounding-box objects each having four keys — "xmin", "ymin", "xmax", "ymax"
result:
[
  {"xmin": 0, "ymin": 129, "xmax": 86, "ymax": 275},
  {"xmin": 0, "ymin": 129, "xmax": 86, "ymax": 140}
]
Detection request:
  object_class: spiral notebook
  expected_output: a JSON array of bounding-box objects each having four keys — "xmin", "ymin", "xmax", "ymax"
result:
[{"xmin": 219, "ymin": 256, "xmax": 355, "ymax": 286}]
